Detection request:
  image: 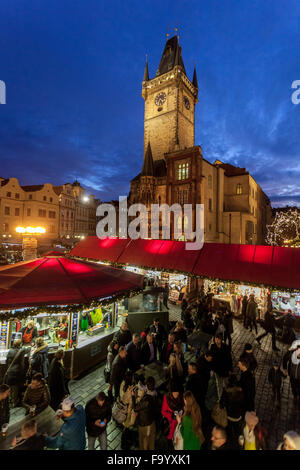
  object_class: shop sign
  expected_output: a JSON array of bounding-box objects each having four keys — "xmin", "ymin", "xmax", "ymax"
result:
[
  {"xmin": 0, "ymin": 321, "xmax": 10, "ymax": 349},
  {"xmin": 69, "ymin": 312, "xmax": 80, "ymax": 346}
]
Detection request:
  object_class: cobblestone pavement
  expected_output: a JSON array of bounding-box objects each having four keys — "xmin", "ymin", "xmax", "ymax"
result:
[{"xmin": 9, "ymin": 304, "xmax": 300, "ymax": 450}]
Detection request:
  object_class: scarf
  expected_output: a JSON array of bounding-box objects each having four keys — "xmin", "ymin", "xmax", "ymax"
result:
[{"xmin": 292, "ymin": 350, "xmax": 300, "ymax": 366}]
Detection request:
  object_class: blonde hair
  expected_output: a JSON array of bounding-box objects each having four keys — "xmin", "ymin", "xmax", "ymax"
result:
[
  {"xmin": 35, "ymin": 337, "xmax": 44, "ymax": 348},
  {"xmin": 183, "ymin": 391, "xmax": 205, "ymax": 443},
  {"xmin": 13, "ymin": 339, "xmax": 22, "ymax": 348}
]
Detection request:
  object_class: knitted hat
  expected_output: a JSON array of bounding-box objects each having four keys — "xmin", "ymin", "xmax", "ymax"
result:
[
  {"xmin": 62, "ymin": 397, "xmax": 75, "ymax": 411},
  {"xmin": 245, "ymin": 411, "xmax": 259, "ymax": 427},
  {"xmin": 283, "ymin": 431, "xmax": 300, "ymax": 450}
]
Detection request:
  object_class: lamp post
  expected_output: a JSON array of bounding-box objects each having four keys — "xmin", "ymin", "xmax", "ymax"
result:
[{"xmin": 16, "ymin": 226, "xmax": 46, "ymax": 261}]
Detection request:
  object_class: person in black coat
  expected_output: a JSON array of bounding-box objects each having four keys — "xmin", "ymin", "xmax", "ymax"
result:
[
  {"xmin": 210, "ymin": 333, "xmax": 233, "ymax": 378},
  {"xmin": 113, "ymin": 322, "xmax": 132, "ymax": 347},
  {"xmin": 148, "ymin": 318, "xmax": 167, "ymax": 355},
  {"xmin": 5, "ymin": 339, "xmax": 29, "ymax": 407},
  {"xmin": 126, "ymin": 334, "xmax": 142, "ymax": 372},
  {"xmin": 48, "ymin": 349, "xmax": 69, "ymax": 411},
  {"xmin": 11, "ymin": 419, "xmax": 45, "ymax": 450},
  {"xmin": 30, "ymin": 338, "xmax": 50, "ymax": 380},
  {"xmin": 197, "ymin": 351, "xmax": 213, "ymax": 395},
  {"xmin": 171, "ymin": 321, "xmax": 188, "ymax": 344},
  {"xmin": 220, "ymin": 374, "xmax": 244, "ymax": 449},
  {"xmin": 85, "ymin": 391, "xmax": 112, "ymax": 450},
  {"xmin": 268, "ymin": 360, "xmax": 285, "ymax": 407},
  {"xmin": 110, "ymin": 347, "xmax": 128, "ymax": 400},
  {"xmin": 256, "ymin": 307, "xmax": 279, "ymax": 351},
  {"xmin": 238, "ymin": 357, "xmax": 256, "ymax": 413},
  {"xmin": 0, "ymin": 384, "xmax": 10, "ymax": 429},
  {"xmin": 242, "ymin": 295, "xmax": 248, "ymax": 328},
  {"xmin": 239, "ymin": 343, "xmax": 258, "ymax": 375},
  {"xmin": 185, "ymin": 362, "xmax": 205, "ymax": 408},
  {"xmin": 160, "ymin": 333, "xmax": 176, "ymax": 364},
  {"xmin": 222, "ymin": 309, "xmax": 233, "ymax": 349},
  {"xmin": 141, "ymin": 334, "xmax": 157, "ymax": 365}
]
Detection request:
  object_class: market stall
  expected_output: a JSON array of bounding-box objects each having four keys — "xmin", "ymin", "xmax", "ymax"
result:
[{"xmin": 0, "ymin": 254, "xmax": 143, "ymax": 380}]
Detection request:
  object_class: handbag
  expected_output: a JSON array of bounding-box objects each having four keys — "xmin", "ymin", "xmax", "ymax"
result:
[
  {"xmin": 112, "ymin": 398, "xmax": 128, "ymax": 424},
  {"xmin": 211, "ymin": 374, "xmax": 228, "ymax": 428},
  {"xmin": 173, "ymin": 423, "xmax": 184, "ymax": 450}
]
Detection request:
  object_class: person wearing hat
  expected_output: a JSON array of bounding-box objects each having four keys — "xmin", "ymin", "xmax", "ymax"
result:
[
  {"xmin": 268, "ymin": 360, "xmax": 285, "ymax": 408},
  {"xmin": 45, "ymin": 397, "xmax": 86, "ymax": 450},
  {"xmin": 239, "ymin": 411, "xmax": 267, "ymax": 450},
  {"xmin": 282, "ymin": 340, "xmax": 300, "ymax": 404},
  {"xmin": 277, "ymin": 431, "xmax": 300, "ymax": 450}
]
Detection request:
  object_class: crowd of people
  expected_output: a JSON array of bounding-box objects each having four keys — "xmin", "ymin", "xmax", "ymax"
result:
[{"xmin": 1, "ymin": 290, "xmax": 300, "ymax": 451}]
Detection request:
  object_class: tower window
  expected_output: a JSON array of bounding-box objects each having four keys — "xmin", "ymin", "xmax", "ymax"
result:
[
  {"xmin": 209, "ymin": 198, "xmax": 212, "ymax": 212},
  {"xmin": 208, "ymin": 175, "xmax": 212, "ymax": 189},
  {"xmin": 236, "ymin": 184, "xmax": 242, "ymax": 195},
  {"xmin": 178, "ymin": 163, "xmax": 189, "ymax": 181}
]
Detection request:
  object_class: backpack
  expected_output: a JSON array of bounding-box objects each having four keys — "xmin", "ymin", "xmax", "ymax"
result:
[{"xmin": 112, "ymin": 398, "xmax": 128, "ymax": 424}]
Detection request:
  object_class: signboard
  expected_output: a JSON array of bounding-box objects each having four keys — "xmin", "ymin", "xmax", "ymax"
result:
[
  {"xmin": 0, "ymin": 321, "xmax": 11, "ymax": 349},
  {"xmin": 69, "ymin": 312, "xmax": 80, "ymax": 346}
]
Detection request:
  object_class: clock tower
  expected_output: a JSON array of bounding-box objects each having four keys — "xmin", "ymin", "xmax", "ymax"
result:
[{"xmin": 142, "ymin": 35, "xmax": 198, "ymax": 162}]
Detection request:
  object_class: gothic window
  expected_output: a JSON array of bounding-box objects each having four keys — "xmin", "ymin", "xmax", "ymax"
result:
[
  {"xmin": 209, "ymin": 198, "xmax": 212, "ymax": 212},
  {"xmin": 208, "ymin": 175, "xmax": 212, "ymax": 189},
  {"xmin": 236, "ymin": 183, "xmax": 242, "ymax": 195}
]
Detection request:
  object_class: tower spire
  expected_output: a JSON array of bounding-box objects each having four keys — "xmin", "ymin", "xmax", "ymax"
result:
[
  {"xmin": 192, "ymin": 64, "xmax": 198, "ymax": 89},
  {"xmin": 143, "ymin": 54, "xmax": 149, "ymax": 81},
  {"xmin": 141, "ymin": 142, "xmax": 154, "ymax": 176}
]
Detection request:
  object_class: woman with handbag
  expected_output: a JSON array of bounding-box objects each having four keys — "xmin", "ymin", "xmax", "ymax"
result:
[
  {"xmin": 175, "ymin": 391, "xmax": 205, "ymax": 450},
  {"xmin": 161, "ymin": 384, "xmax": 184, "ymax": 449},
  {"xmin": 5, "ymin": 339, "xmax": 29, "ymax": 407}
]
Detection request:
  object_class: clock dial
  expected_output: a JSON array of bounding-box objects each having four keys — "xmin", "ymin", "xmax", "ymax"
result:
[
  {"xmin": 184, "ymin": 96, "xmax": 190, "ymax": 110},
  {"xmin": 155, "ymin": 92, "xmax": 166, "ymax": 106}
]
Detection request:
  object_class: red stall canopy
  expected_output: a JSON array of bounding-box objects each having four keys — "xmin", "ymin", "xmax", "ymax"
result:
[
  {"xmin": 0, "ymin": 254, "xmax": 144, "ymax": 309},
  {"xmin": 70, "ymin": 237, "xmax": 300, "ymax": 291}
]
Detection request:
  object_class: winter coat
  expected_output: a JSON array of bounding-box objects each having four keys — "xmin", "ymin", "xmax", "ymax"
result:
[
  {"xmin": 246, "ymin": 300, "xmax": 258, "ymax": 320},
  {"xmin": 171, "ymin": 327, "xmax": 188, "ymax": 344},
  {"xmin": 239, "ymin": 370, "xmax": 256, "ymax": 413},
  {"xmin": 160, "ymin": 342, "xmax": 174, "ymax": 364},
  {"xmin": 141, "ymin": 341, "xmax": 157, "ymax": 365},
  {"xmin": 197, "ymin": 356, "xmax": 212, "ymax": 392},
  {"xmin": 210, "ymin": 342, "xmax": 233, "ymax": 377},
  {"xmin": 133, "ymin": 393, "xmax": 156, "ymax": 427},
  {"xmin": 23, "ymin": 380, "xmax": 50, "ymax": 413},
  {"xmin": 30, "ymin": 344, "xmax": 50, "ymax": 379},
  {"xmin": 48, "ymin": 359, "xmax": 69, "ymax": 411},
  {"xmin": 45, "ymin": 405, "xmax": 86, "ymax": 450},
  {"xmin": 5, "ymin": 346, "xmax": 28, "ymax": 386},
  {"xmin": 205, "ymin": 373, "xmax": 219, "ymax": 411},
  {"xmin": 223, "ymin": 312, "xmax": 234, "ymax": 334},
  {"xmin": 185, "ymin": 373, "xmax": 206, "ymax": 408},
  {"xmin": 161, "ymin": 393, "xmax": 184, "ymax": 440},
  {"xmin": 239, "ymin": 351, "xmax": 258, "ymax": 374},
  {"xmin": 126, "ymin": 341, "xmax": 143, "ymax": 371},
  {"xmin": 113, "ymin": 327, "xmax": 132, "ymax": 347},
  {"xmin": 179, "ymin": 414, "xmax": 204, "ymax": 450},
  {"xmin": 290, "ymin": 362, "xmax": 300, "ymax": 381},
  {"xmin": 148, "ymin": 324, "xmax": 167, "ymax": 346},
  {"xmin": 85, "ymin": 397, "xmax": 112, "ymax": 437},
  {"xmin": 0, "ymin": 397, "xmax": 10, "ymax": 429},
  {"xmin": 110, "ymin": 355, "xmax": 128, "ymax": 388},
  {"xmin": 262, "ymin": 311, "xmax": 276, "ymax": 333},
  {"xmin": 12, "ymin": 434, "xmax": 46, "ymax": 450},
  {"xmin": 106, "ymin": 343, "xmax": 118, "ymax": 372},
  {"xmin": 220, "ymin": 385, "xmax": 244, "ymax": 420},
  {"xmin": 268, "ymin": 367, "xmax": 285, "ymax": 389},
  {"xmin": 119, "ymin": 381, "xmax": 134, "ymax": 428},
  {"xmin": 242, "ymin": 298, "xmax": 248, "ymax": 316}
]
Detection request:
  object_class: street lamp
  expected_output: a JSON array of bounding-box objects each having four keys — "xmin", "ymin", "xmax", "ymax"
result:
[{"xmin": 16, "ymin": 226, "xmax": 46, "ymax": 261}]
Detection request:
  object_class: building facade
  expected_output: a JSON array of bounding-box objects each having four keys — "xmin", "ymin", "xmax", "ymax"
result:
[
  {"xmin": 129, "ymin": 35, "xmax": 272, "ymax": 244},
  {"xmin": 0, "ymin": 177, "xmax": 99, "ymax": 245}
]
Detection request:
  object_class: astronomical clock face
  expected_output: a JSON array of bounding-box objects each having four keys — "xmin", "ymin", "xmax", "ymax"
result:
[
  {"xmin": 155, "ymin": 92, "xmax": 166, "ymax": 106},
  {"xmin": 184, "ymin": 96, "xmax": 190, "ymax": 110}
]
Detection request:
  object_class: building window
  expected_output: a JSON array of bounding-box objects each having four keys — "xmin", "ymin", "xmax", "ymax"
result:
[
  {"xmin": 15, "ymin": 193, "xmax": 20, "ymax": 199},
  {"xmin": 29, "ymin": 194, "xmax": 33, "ymax": 200},
  {"xmin": 43, "ymin": 196, "xmax": 47, "ymax": 201},
  {"xmin": 27, "ymin": 208, "xmax": 31, "ymax": 216},
  {"xmin": 4, "ymin": 223, "xmax": 9, "ymax": 232},
  {"xmin": 38, "ymin": 209, "xmax": 46, "ymax": 217},
  {"xmin": 15, "ymin": 208, "xmax": 20, "ymax": 216},
  {"xmin": 6, "ymin": 192, "xmax": 11, "ymax": 197},
  {"xmin": 4, "ymin": 206, "xmax": 10, "ymax": 215},
  {"xmin": 49, "ymin": 211, "xmax": 56, "ymax": 219},
  {"xmin": 209, "ymin": 198, "xmax": 212, "ymax": 212},
  {"xmin": 50, "ymin": 225, "xmax": 55, "ymax": 233},
  {"xmin": 50, "ymin": 197, "xmax": 53, "ymax": 203},
  {"xmin": 178, "ymin": 163, "xmax": 189, "ymax": 181},
  {"xmin": 208, "ymin": 175, "xmax": 212, "ymax": 189},
  {"xmin": 209, "ymin": 223, "xmax": 212, "ymax": 232},
  {"xmin": 236, "ymin": 184, "xmax": 242, "ymax": 195}
]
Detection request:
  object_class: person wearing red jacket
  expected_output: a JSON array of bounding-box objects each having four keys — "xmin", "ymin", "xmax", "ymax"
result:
[{"xmin": 161, "ymin": 386, "xmax": 184, "ymax": 449}]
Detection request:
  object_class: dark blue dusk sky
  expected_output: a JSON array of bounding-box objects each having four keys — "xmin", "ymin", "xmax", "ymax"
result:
[{"xmin": 0, "ymin": 0, "xmax": 299, "ymax": 207}]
